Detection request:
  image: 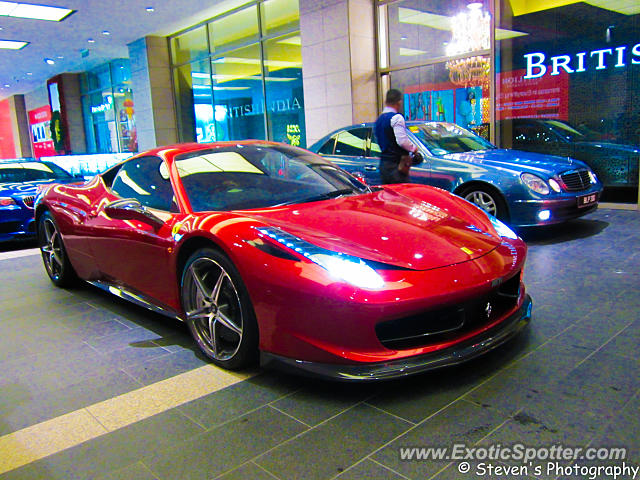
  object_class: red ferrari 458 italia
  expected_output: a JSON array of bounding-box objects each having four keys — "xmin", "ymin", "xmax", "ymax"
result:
[{"xmin": 36, "ymin": 141, "xmax": 532, "ymax": 380}]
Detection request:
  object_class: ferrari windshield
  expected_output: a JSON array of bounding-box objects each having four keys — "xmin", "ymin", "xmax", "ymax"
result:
[
  {"xmin": 173, "ymin": 144, "xmax": 368, "ymax": 212},
  {"xmin": 0, "ymin": 162, "xmax": 72, "ymax": 184},
  {"xmin": 408, "ymin": 123, "xmax": 496, "ymax": 156}
]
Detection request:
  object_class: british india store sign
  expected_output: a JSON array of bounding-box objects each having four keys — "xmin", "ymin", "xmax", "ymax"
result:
[{"xmin": 28, "ymin": 105, "xmax": 57, "ymax": 158}]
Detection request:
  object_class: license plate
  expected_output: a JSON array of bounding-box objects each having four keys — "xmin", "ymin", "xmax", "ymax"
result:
[{"xmin": 577, "ymin": 193, "xmax": 597, "ymax": 207}]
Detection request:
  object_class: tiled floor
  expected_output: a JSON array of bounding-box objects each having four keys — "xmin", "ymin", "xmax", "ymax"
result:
[{"xmin": 0, "ymin": 208, "xmax": 638, "ymax": 480}]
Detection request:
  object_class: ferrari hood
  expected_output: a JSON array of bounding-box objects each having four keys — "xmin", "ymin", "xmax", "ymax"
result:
[
  {"xmin": 441, "ymin": 149, "xmax": 584, "ymax": 175},
  {"xmin": 246, "ymin": 188, "xmax": 501, "ymax": 270}
]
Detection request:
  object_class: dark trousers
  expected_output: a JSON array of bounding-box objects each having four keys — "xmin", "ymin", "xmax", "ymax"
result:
[{"xmin": 380, "ymin": 158, "xmax": 409, "ymax": 184}]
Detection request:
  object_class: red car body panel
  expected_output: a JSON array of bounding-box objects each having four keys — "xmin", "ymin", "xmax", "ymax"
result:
[{"xmin": 37, "ymin": 141, "xmax": 530, "ymax": 376}]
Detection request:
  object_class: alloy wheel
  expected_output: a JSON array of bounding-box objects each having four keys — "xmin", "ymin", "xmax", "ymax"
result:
[
  {"xmin": 41, "ymin": 218, "xmax": 64, "ymax": 281},
  {"xmin": 464, "ymin": 190, "xmax": 497, "ymax": 217},
  {"xmin": 182, "ymin": 257, "xmax": 244, "ymax": 361}
]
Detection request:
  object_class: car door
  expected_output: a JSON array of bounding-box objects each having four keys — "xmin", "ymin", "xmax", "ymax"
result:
[
  {"xmin": 319, "ymin": 128, "xmax": 373, "ymax": 181},
  {"xmin": 84, "ymin": 155, "xmax": 180, "ymax": 304}
]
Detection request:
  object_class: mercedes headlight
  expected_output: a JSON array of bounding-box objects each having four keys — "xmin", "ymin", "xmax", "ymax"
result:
[
  {"xmin": 256, "ymin": 227, "xmax": 384, "ymax": 289},
  {"xmin": 521, "ymin": 173, "xmax": 550, "ymax": 195},
  {"xmin": 488, "ymin": 215, "xmax": 518, "ymax": 240}
]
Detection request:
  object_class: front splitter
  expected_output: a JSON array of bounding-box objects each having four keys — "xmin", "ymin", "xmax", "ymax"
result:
[{"xmin": 261, "ymin": 294, "xmax": 532, "ymax": 381}]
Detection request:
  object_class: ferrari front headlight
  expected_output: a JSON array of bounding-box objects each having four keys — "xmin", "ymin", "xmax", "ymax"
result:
[
  {"xmin": 256, "ymin": 227, "xmax": 384, "ymax": 289},
  {"xmin": 488, "ymin": 215, "xmax": 518, "ymax": 240}
]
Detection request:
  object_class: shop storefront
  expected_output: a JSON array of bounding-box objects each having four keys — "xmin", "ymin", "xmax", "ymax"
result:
[
  {"xmin": 376, "ymin": 0, "xmax": 639, "ymax": 203},
  {"xmin": 80, "ymin": 59, "xmax": 138, "ymax": 154},
  {"xmin": 170, "ymin": 0, "xmax": 305, "ymax": 147}
]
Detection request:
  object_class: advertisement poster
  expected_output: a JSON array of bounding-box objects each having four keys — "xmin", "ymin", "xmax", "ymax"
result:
[
  {"xmin": 496, "ymin": 69, "xmax": 569, "ymax": 120},
  {"xmin": 28, "ymin": 105, "xmax": 57, "ymax": 158}
]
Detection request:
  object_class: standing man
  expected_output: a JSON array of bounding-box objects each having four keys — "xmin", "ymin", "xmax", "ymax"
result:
[{"xmin": 375, "ymin": 88, "xmax": 421, "ymax": 184}]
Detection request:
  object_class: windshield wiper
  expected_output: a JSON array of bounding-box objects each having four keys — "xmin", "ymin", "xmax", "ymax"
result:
[{"xmin": 275, "ymin": 188, "xmax": 356, "ymax": 206}]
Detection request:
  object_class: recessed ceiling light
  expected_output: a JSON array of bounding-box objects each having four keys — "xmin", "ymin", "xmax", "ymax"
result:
[
  {"xmin": 56, "ymin": 55, "xmax": 63, "ymax": 58},
  {"xmin": 0, "ymin": 39, "xmax": 28, "ymax": 49},
  {"xmin": 4, "ymin": 84, "xmax": 10, "ymax": 87},
  {"xmin": 102, "ymin": 30, "xmax": 110, "ymax": 35},
  {"xmin": 0, "ymin": 2, "xmax": 74, "ymax": 21},
  {"xmin": 44, "ymin": 57, "xmax": 55, "ymax": 64},
  {"xmin": 26, "ymin": 72, "xmax": 32, "ymax": 75},
  {"xmin": 146, "ymin": 6, "xmax": 154, "ymax": 12},
  {"xmin": 87, "ymin": 38, "xmax": 95, "ymax": 43}
]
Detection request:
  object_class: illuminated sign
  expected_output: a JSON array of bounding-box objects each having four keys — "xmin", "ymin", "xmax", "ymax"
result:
[
  {"xmin": 91, "ymin": 95, "xmax": 113, "ymax": 114},
  {"xmin": 227, "ymin": 97, "xmax": 302, "ymax": 118},
  {"xmin": 524, "ymin": 43, "xmax": 640, "ymax": 79}
]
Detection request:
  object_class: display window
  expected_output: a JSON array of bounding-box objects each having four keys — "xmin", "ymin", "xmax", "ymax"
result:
[
  {"xmin": 495, "ymin": 0, "xmax": 639, "ymax": 202},
  {"xmin": 170, "ymin": 0, "xmax": 304, "ymax": 147},
  {"xmin": 377, "ymin": 0, "xmax": 639, "ymax": 203},
  {"xmin": 80, "ymin": 60, "xmax": 138, "ymax": 154}
]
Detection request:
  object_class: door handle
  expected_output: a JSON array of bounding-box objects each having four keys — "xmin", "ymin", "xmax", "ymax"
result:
[{"xmin": 364, "ymin": 165, "xmax": 378, "ymax": 171}]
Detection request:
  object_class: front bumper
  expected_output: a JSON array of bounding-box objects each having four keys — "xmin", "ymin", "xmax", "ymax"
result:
[
  {"xmin": 0, "ymin": 214, "xmax": 37, "ymax": 242},
  {"xmin": 510, "ymin": 191, "xmax": 601, "ymax": 227},
  {"xmin": 261, "ymin": 294, "xmax": 532, "ymax": 381}
]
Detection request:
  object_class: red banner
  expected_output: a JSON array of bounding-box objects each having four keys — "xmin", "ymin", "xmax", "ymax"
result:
[
  {"xmin": 28, "ymin": 105, "xmax": 57, "ymax": 158},
  {"xmin": 496, "ymin": 69, "xmax": 569, "ymax": 120}
]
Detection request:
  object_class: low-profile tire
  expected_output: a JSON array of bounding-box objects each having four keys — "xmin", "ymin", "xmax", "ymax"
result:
[
  {"xmin": 180, "ymin": 247, "xmax": 258, "ymax": 370},
  {"xmin": 38, "ymin": 210, "xmax": 77, "ymax": 288},
  {"xmin": 458, "ymin": 185, "xmax": 509, "ymax": 222}
]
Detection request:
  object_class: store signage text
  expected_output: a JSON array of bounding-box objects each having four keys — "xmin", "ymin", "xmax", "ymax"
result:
[
  {"xmin": 91, "ymin": 96, "xmax": 113, "ymax": 114},
  {"xmin": 524, "ymin": 43, "xmax": 640, "ymax": 79},
  {"xmin": 228, "ymin": 97, "xmax": 302, "ymax": 118}
]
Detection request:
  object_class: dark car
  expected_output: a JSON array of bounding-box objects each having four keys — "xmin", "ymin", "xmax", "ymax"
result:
[
  {"xmin": 478, "ymin": 119, "xmax": 639, "ymax": 202},
  {"xmin": 309, "ymin": 122, "xmax": 603, "ymax": 228},
  {"xmin": 0, "ymin": 160, "xmax": 78, "ymax": 242}
]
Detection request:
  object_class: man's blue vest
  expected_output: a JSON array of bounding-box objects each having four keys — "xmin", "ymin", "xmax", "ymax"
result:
[{"xmin": 375, "ymin": 111, "xmax": 410, "ymax": 162}]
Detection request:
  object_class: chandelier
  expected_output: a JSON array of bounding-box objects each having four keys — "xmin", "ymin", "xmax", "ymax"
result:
[{"xmin": 445, "ymin": 4, "xmax": 490, "ymax": 87}]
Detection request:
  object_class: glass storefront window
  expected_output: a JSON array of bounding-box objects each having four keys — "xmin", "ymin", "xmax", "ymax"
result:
[
  {"xmin": 261, "ymin": 0, "xmax": 300, "ymax": 38},
  {"xmin": 388, "ymin": 59, "xmax": 490, "ymax": 130},
  {"xmin": 495, "ymin": 0, "xmax": 639, "ymax": 202},
  {"xmin": 171, "ymin": 0, "xmax": 303, "ymax": 146},
  {"xmin": 174, "ymin": 60, "xmax": 212, "ymax": 143},
  {"xmin": 264, "ymin": 33, "xmax": 305, "ymax": 146},
  {"xmin": 211, "ymin": 43, "xmax": 266, "ymax": 141},
  {"xmin": 171, "ymin": 25, "xmax": 209, "ymax": 65},
  {"xmin": 81, "ymin": 59, "xmax": 137, "ymax": 154},
  {"xmin": 209, "ymin": 6, "xmax": 259, "ymax": 54},
  {"xmin": 386, "ymin": 0, "xmax": 490, "ymax": 67}
]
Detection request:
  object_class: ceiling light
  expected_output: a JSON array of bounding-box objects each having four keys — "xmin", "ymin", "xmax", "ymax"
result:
[
  {"xmin": 467, "ymin": 2, "xmax": 483, "ymax": 9},
  {"xmin": 87, "ymin": 38, "xmax": 95, "ymax": 43},
  {"xmin": 44, "ymin": 57, "xmax": 55, "ymax": 64},
  {"xmin": 26, "ymin": 72, "xmax": 32, "ymax": 75},
  {"xmin": 102, "ymin": 30, "xmax": 110, "ymax": 35},
  {"xmin": 56, "ymin": 55, "xmax": 63, "ymax": 58},
  {"xmin": 3, "ymin": 84, "xmax": 10, "ymax": 87},
  {"xmin": 146, "ymin": 6, "xmax": 154, "ymax": 12},
  {"xmin": 0, "ymin": 39, "xmax": 28, "ymax": 49},
  {"xmin": 0, "ymin": 2, "xmax": 74, "ymax": 21}
]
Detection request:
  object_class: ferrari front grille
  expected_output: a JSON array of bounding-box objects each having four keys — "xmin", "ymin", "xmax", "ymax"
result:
[
  {"xmin": 375, "ymin": 272, "xmax": 521, "ymax": 350},
  {"xmin": 560, "ymin": 169, "xmax": 591, "ymax": 191},
  {"xmin": 22, "ymin": 195, "xmax": 36, "ymax": 209}
]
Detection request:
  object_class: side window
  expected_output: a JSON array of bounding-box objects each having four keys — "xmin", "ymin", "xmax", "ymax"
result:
[
  {"xmin": 110, "ymin": 156, "xmax": 174, "ymax": 211},
  {"xmin": 369, "ymin": 129, "xmax": 382, "ymax": 158},
  {"xmin": 317, "ymin": 137, "xmax": 336, "ymax": 155},
  {"xmin": 513, "ymin": 123, "xmax": 553, "ymax": 145},
  {"xmin": 334, "ymin": 128, "xmax": 368, "ymax": 156}
]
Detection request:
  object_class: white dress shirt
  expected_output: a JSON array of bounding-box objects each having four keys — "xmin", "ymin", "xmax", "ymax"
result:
[{"xmin": 382, "ymin": 106, "xmax": 417, "ymax": 153}]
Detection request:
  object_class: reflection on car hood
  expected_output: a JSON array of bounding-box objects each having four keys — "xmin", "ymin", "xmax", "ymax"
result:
[
  {"xmin": 441, "ymin": 149, "xmax": 589, "ymax": 175},
  {"xmin": 247, "ymin": 188, "xmax": 501, "ymax": 270},
  {"xmin": 0, "ymin": 180, "xmax": 61, "ymax": 196},
  {"xmin": 573, "ymin": 141, "xmax": 640, "ymax": 154}
]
